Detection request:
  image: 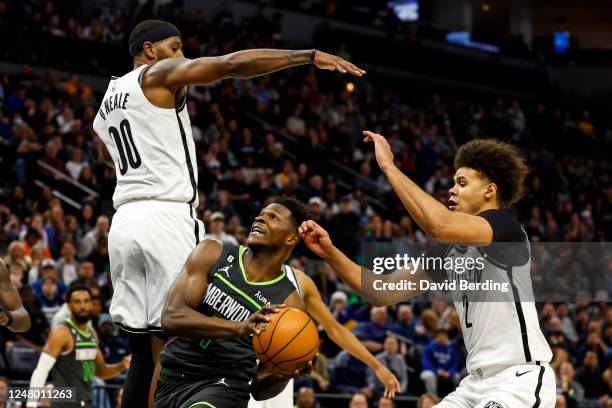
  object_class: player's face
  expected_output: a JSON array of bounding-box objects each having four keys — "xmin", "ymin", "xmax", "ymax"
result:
[
  {"xmin": 247, "ymin": 204, "xmax": 297, "ymax": 248},
  {"xmin": 69, "ymin": 290, "xmax": 92, "ymax": 324},
  {"xmin": 154, "ymin": 36, "xmax": 184, "ymax": 60},
  {"xmin": 448, "ymin": 167, "xmax": 494, "ymax": 215}
]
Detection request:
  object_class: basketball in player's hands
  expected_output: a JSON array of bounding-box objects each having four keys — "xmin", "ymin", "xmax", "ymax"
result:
[{"xmin": 253, "ymin": 307, "xmax": 319, "ymax": 375}]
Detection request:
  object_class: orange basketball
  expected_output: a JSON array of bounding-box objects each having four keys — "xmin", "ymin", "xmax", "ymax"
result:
[{"xmin": 253, "ymin": 307, "xmax": 319, "ymax": 374}]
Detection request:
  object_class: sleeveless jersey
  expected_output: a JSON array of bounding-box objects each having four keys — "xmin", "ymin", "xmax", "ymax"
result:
[
  {"xmin": 93, "ymin": 65, "xmax": 198, "ymax": 209},
  {"xmin": 50, "ymin": 319, "xmax": 98, "ymax": 406},
  {"xmin": 160, "ymin": 244, "xmax": 297, "ymax": 382},
  {"xmin": 429, "ymin": 210, "xmax": 552, "ymax": 372}
]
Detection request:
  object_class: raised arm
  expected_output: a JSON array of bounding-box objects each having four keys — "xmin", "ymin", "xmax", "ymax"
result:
[
  {"xmin": 363, "ymin": 131, "xmax": 494, "ymax": 244},
  {"xmin": 297, "ymin": 270, "xmax": 401, "ymax": 399},
  {"xmin": 160, "ymin": 239, "xmax": 280, "ymax": 339},
  {"xmin": 0, "ymin": 259, "xmax": 31, "ymax": 332},
  {"xmin": 298, "ymin": 220, "xmax": 429, "ymax": 306},
  {"xmin": 145, "ymin": 49, "xmax": 365, "ymax": 90}
]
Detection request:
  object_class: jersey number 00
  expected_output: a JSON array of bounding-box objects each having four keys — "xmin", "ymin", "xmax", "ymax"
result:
[{"xmin": 109, "ymin": 119, "xmax": 142, "ymax": 175}]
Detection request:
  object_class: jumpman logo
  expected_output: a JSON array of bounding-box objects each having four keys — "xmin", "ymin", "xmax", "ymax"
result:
[
  {"xmin": 217, "ymin": 265, "xmax": 232, "ymax": 277},
  {"xmin": 216, "ymin": 378, "xmax": 229, "ymax": 387}
]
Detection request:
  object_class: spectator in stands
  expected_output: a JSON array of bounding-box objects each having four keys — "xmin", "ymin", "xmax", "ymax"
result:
[
  {"xmin": 557, "ymin": 362, "xmax": 585, "ymax": 406},
  {"xmin": 575, "ymin": 351, "xmax": 608, "ymax": 399},
  {"xmin": 349, "ymin": 393, "xmax": 368, "ymax": 408},
  {"xmin": 32, "ymin": 262, "xmax": 65, "ymax": 325},
  {"xmin": 56, "ymin": 241, "xmax": 79, "ymax": 285},
  {"xmin": 8, "ymin": 260, "xmax": 26, "ymax": 289},
  {"xmin": 353, "ymin": 306, "xmax": 392, "ymax": 353},
  {"xmin": 79, "ymin": 215, "xmax": 109, "ymax": 258},
  {"xmin": 377, "ymin": 396, "xmax": 394, "ymax": 408},
  {"xmin": 98, "ymin": 320, "xmax": 130, "ymax": 368},
  {"xmin": 367, "ymin": 334, "xmax": 408, "ymax": 396},
  {"xmin": 391, "ymin": 304, "xmax": 418, "ymax": 342},
  {"xmin": 326, "ymin": 195, "xmax": 360, "ymax": 261},
  {"xmin": 75, "ymin": 260, "xmax": 95, "ymax": 285},
  {"xmin": 334, "ymin": 350, "xmax": 369, "ymax": 395},
  {"xmin": 86, "ymin": 235, "xmax": 109, "ymax": 275},
  {"xmin": 555, "ymin": 394, "xmax": 567, "ymax": 408},
  {"xmin": 204, "ymin": 211, "xmax": 239, "ymax": 245},
  {"xmin": 294, "ymin": 386, "xmax": 318, "ymax": 408},
  {"xmin": 0, "ymin": 376, "xmax": 9, "ymax": 407},
  {"xmin": 420, "ymin": 329, "xmax": 459, "ymax": 398},
  {"xmin": 66, "ymin": 147, "xmax": 88, "ymax": 179},
  {"xmin": 330, "ymin": 290, "xmax": 355, "ymax": 326},
  {"xmin": 417, "ymin": 393, "xmax": 439, "ymax": 408}
]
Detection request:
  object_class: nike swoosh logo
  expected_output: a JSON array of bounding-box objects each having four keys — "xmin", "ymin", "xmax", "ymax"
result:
[{"xmin": 515, "ymin": 370, "xmax": 534, "ymax": 377}]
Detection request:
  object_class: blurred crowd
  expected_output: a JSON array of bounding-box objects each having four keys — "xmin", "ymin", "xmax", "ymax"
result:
[{"xmin": 0, "ymin": 1, "xmax": 611, "ymax": 408}]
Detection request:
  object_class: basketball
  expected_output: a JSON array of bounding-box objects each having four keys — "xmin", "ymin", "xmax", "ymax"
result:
[{"xmin": 253, "ymin": 307, "xmax": 319, "ymax": 374}]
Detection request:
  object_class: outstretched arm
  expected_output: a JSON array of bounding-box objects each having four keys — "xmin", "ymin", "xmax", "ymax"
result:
[
  {"xmin": 297, "ymin": 270, "xmax": 401, "ymax": 399},
  {"xmin": 363, "ymin": 131, "xmax": 494, "ymax": 243},
  {"xmin": 0, "ymin": 259, "xmax": 30, "ymax": 332},
  {"xmin": 146, "ymin": 49, "xmax": 365, "ymax": 90},
  {"xmin": 298, "ymin": 220, "xmax": 429, "ymax": 306},
  {"xmin": 161, "ymin": 239, "xmax": 281, "ymax": 339}
]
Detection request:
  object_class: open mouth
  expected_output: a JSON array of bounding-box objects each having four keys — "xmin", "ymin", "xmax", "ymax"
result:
[
  {"xmin": 250, "ymin": 225, "xmax": 265, "ymax": 236},
  {"xmin": 448, "ymin": 199, "xmax": 458, "ymax": 210}
]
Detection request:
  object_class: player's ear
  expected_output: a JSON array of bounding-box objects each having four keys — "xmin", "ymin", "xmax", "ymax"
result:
[
  {"xmin": 142, "ymin": 41, "xmax": 157, "ymax": 61},
  {"xmin": 286, "ymin": 232, "xmax": 300, "ymax": 247},
  {"xmin": 484, "ymin": 182, "xmax": 497, "ymax": 201}
]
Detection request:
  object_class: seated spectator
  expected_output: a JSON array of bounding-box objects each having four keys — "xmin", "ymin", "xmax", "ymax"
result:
[
  {"xmin": 32, "ymin": 261, "xmax": 66, "ymax": 324},
  {"xmin": 18, "ymin": 285, "xmax": 48, "ymax": 347},
  {"xmin": 555, "ymin": 394, "xmax": 567, "ymax": 408},
  {"xmin": 57, "ymin": 241, "xmax": 79, "ymax": 285},
  {"xmin": 353, "ymin": 306, "xmax": 392, "ymax": 353},
  {"xmin": 204, "ymin": 212, "xmax": 238, "ymax": 245},
  {"xmin": 420, "ymin": 329, "xmax": 459, "ymax": 398},
  {"xmin": 349, "ymin": 393, "xmax": 368, "ymax": 408},
  {"xmin": 295, "ymin": 340, "xmax": 329, "ymax": 392},
  {"xmin": 367, "ymin": 335, "xmax": 408, "ymax": 397},
  {"xmin": 79, "ymin": 215, "xmax": 109, "ymax": 258},
  {"xmin": 98, "ymin": 320, "xmax": 130, "ymax": 382},
  {"xmin": 329, "ymin": 290, "xmax": 356, "ymax": 327},
  {"xmin": 294, "ymin": 386, "xmax": 319, "ymax": 408},
  {"xmin": 391, "ymin": 304, "xmax": 418, "ymax": 342},
  {"xmin": 87, "ymin": 235, "xmax": 109, "ymax": 275},
  {"xmin": 575, "ymin": 351, "xmax": 608, "ymax": 399},
  {"xmin": 75, "ymin": 260, "xmax": 96, "ymax": 285},
  {"xmin": 417, "ymin": 393, "xmax": 439, "ymax": 408},
  {"xmin": 8, "ymin": 260, "xmax": 27, "ymax": 289},
  {"xmin": 333, "ymin": 350, "xmax": 369, "ymax": 395},
  {"xmin": 377, "ymin": 396, "xmax": 394, "ymax": 408},
  {"xmin": 556, "ymin": 362, "xmax": 584, "ymax": 407}
]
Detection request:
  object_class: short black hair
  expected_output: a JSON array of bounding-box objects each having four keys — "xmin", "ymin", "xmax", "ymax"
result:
[
  {"xmin": 128, "ymin": 19, "xmax": 180, "ymax": 56},
  {"xmin": 272, "ymin": 197, "xmax": 307, "ymax": 229},
  {"xmin": 66, "ymin": 282, "xmax": 91, "ymax": 303},
  {"xmin": 454, "ymin": 138, "xmax": 528, "ymax": 205}
]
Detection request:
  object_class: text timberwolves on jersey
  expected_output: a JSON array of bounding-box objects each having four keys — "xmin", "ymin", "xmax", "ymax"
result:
[{"xmin": 93, "ymin": 64, "xmax": 198, "ymax": 209}]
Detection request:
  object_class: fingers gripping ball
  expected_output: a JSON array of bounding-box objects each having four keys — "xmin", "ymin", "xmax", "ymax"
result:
[{"xmin": 253, "ymin": 307, "xmax": 319, "ymax": 374}]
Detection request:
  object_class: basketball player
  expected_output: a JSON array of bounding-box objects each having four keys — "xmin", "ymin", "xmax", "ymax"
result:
[
  {"xmin": 299, "ymin": 135, "xmax": 555, "ymax": 407},
  {"xmin": 27, "ymin": 283, "xmax": 130, "ymax": 407},
  {"xmin": 248, "ymin": 267, "xmax": 402, "ymax": 408},
  {"xmin": 92, "ymin": 19, "xmax": 364, "ymax": 407},
  {"xmin": 155, "ymin": 198, "xmax": 317, "ymax": 408},
  {"xmin": 0, "ymin": 259, "xmax": 30, "ymax": 332}
]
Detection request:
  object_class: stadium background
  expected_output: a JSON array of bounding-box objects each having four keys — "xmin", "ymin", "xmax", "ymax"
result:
[{"xmin": 0, "ymin": 0, "xmax": 610, "ymax": 407}]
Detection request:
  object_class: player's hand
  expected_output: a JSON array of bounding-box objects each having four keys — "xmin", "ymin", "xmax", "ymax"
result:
[
  {"xmin": 363, "ymin": 131, "xmax": 395, "ymax": 172},
  {"xmin": 239, "ymin": 304, "xmax": 285, "ymax": 337},
  {"xmin": 272, "ymin": 354, "xmax": 317, "ymax": 379},
  {"xmin": 298, "ymin": 220, "xmax": 334, "ymax": 258},
  {"xmin": 375, "ymin": 366, "xmax": 401, "ymax": 399},
  {"xmin": 122, "ymin": 355, "xmax": 131, "ymax": 371},
  {"xmin": 313, "ymin": 51, "xmax": 365, "ymax": 76}
]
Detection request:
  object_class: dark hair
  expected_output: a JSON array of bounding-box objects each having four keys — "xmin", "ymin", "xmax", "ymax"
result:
[
  {"xmin": 272, "ymin": 197, "xmax": 307, "ymax": 229},
  {"xmin": 454, "ymin": 139, "xmax": 528, "ymax": 205},
  {"xmin": 128, "ymin": 19, "xmax": 180, "ymax": 56},
  {"xmin": 66, "ymin": 282, "xmax": 91, "ymax": 303}
]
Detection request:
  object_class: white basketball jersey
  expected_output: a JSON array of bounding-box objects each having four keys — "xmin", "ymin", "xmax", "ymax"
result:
[
  {"xmin": 93, "ymin": 65, "xmax": 198, "ymax": 210},
  {"xmin": 441, "ymin": 236, "xmax": 552, "ymax": 372}
]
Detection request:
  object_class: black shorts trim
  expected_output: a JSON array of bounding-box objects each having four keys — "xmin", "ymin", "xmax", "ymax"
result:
[
  {"xmin": 506, "ymin": 266, "xmax": 531, "ymax": 362},
  {"xmin": 116, "ymin": 322, "xmax": 150, "ymax": 334},
  {"xmin": 532, "ymin": 361, "xmax": 545, "ymax": 408}
]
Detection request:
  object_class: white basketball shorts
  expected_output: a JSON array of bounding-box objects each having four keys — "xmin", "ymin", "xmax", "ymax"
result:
[
  {"xmin": 435, "ymin": 362, "xmax": 555, "ymax": 408},
  {"xmin": 247, "ymin": 379, "xmax": 293, "ymax": 408},
  {"xmin": 108, "ymin": 200, "xmax": 205, "ymax": 333}
]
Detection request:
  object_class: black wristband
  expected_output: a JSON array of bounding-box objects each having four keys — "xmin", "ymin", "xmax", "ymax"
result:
[
  {"xmin": 310, "ymin": 49, "xmax": 317, "ymax": 64},
  {"xmin": 4, "ymin": 310, "xmax": 12, "ymax": 327}
]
